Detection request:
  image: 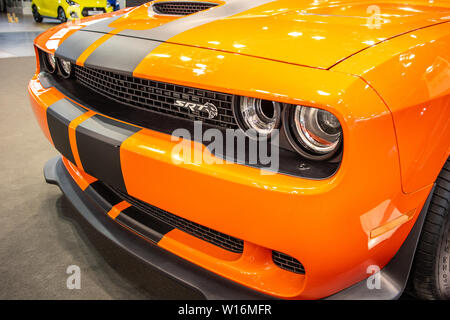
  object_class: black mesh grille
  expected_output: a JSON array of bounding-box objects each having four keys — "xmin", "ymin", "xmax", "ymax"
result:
[
  {"xmin": 272, "ymin": 251, "xmax": 305, "ymax": 274},
  {"xmin": 74, "ymin": 65, "xmax": 238, "ymax": 129},
  {"xmin": 152, "ymin": 1, "xmax": 218, "ymax": 15},
  {"xmin": 109, "ymin": 186, "xmax": 244, "ymax": 253},
  {"xmin": 81, "ymin": 7, "xmax": 106, "ymax": 17}
]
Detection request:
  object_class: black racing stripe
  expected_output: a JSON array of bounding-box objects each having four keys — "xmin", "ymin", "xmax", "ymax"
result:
[
  {"xmin": 55, "ymin": 31, "xmax": 106, "ymax": 63},
  {"xmin": 80, "ymin": 14, "xmax": 125, "ymax": 33},
  {"xmin": 119, "ymin": 0, "xmax": 275, "ymax": 41},
  {"xmin": 54, "ymin": 14, "xmax": 125, "ymax": 63},
  {"xmin": 116, "ymin": 206, "xmax": 174, "ymax": 243},
  {"xmin": 81, "ymin": 0, "xmax": 275, "ymax": 74},
  {"xmin": 84, "ymin": 180, "xmax": 123, "ymax": 213},
  {"xmin": 84, "ymin": 36, "xmax": 161, "ymax": 76},
  {"xmin": 75, "ymin": 114, "xmax": 141, "ymax": 192},
  {"xmin": 47, "ymin": 99, "xmax": 87, "ymax": 165}
]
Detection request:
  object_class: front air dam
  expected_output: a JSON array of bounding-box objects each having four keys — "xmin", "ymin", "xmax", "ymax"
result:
[{"xmin": 44, "ymin": 156, "xmax": 433, "ymax": 300}]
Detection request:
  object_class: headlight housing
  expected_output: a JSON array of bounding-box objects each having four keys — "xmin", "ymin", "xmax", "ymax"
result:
[
  {"xmin": 57, "ymin": 58, "xmax": 72, "ymax": 78},
  {"xmin": 284, "ymin": 105, "xmax": 342, "ymax": 160},
  {"xmin": 44, "ymin": 52, "xmax": 56, "ymax": 73},
  {"xmin": 66, "ymin": 0, "xmax": 80, "ymax": 7},
  {"xmin": 235, "ymin": 96, "xmax": 281, "ymax": 139}
]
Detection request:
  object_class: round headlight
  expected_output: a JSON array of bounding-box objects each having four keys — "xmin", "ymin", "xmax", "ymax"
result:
[
  {"xmin": 235, "ymin": 97, "xmax": 281, "ymax": 139},
  {"xmin": 284, "ymin": 105, "xmax": 342, "ymax": 160},
  {"xmin": 58, "ymin": 58, "xmax": 72, "ymax": 78},
  {"xmin": 45, "ymin": 53, "xmax": 56, "ymax": 73}
]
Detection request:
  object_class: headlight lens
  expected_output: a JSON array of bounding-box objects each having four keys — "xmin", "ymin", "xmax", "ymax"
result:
[
  {"xmin": 236, "ymin": 97, "xmax": 281, "ymax": 138},
  {"xmin": 45, "ymin": 53, "xmax": 56, "ymax": 73},
  {"xmin": 66, "ymin": 0, "xmax": 80, "ymax": 7},
  {"xmin": 285, "ymin": 105, "xmax": 342, "ymax": 159},
  {"xmin": 58, "ymin": 58, "xmax": 72, "ymax": 78}
]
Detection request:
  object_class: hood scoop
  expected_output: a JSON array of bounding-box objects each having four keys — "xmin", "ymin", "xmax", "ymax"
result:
[{"xmin": 151, "ymin": 1, "xmax": 218, "ymax": 16}]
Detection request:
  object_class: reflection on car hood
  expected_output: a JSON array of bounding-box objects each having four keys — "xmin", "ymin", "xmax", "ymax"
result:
[{"xmin": 77, "ymin": 0, "xmax": 450, "ymax": 69}]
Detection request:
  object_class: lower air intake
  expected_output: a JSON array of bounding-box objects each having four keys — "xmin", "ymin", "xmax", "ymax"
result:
[
  {"xmin": 109, "ymin": 185, "xmax": 244, "ymax": 253},
  {"xmin": 152, "ymin": 1, "xmax": 218, "ymax": 15},
  {"xmin": 272, "ymin": 251, "xmax": 305, "ymax": 274}
]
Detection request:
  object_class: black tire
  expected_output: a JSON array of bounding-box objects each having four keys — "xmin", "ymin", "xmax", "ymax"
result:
[
  {"xmin": 57, "ymin": 7, "xmax": 67, "ymax": 23},
  {"xmin": 409, "ymin": 157, "xmax": 450, "ymax": 299},
  {"xmin": 32, "ymin": 5, "xmax": 43, "ymax": 23}
]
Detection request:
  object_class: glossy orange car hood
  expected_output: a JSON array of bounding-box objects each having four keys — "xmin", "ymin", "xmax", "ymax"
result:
[{"xmin": 95, "ymin": 0, "xmax": 450, "ymax": 69}]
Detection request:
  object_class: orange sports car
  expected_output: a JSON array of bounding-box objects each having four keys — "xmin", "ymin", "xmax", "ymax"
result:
[{"xmin": 28, "ymin": 0, "xmax": 449, "ymax": 299}]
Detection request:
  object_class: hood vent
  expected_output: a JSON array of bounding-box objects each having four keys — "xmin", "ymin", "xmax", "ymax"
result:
[{"xmin": 152, "ymin": 1, "xmax": 218, "ymax": 16}]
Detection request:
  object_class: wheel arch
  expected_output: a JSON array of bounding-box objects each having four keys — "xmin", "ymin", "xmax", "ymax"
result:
[{"xmin": 332, "ymin": 22, "xmax": 450, "ymax": 194}]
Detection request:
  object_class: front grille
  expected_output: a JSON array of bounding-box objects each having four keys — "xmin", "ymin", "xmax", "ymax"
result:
[
  {"xmin": 109, "ymin": 186, "xmax": 244, "ymax": 253},
  {"xmin": 152, "ymin": 1, "xmax": 218, "ymax": 15},
  {"xmin": 272, "ymin": 251, "xmax": 305, "ymax": 274},
  {"xmin": 74, "ymin": 65, "xmax": 238, "ymax": 129},
  {"xmin": 81, "ymin": 7, "xmax": 106, "ymax": 17}
]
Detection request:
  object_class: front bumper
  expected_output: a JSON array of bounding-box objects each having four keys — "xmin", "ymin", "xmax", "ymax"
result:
[
  {"xmin": 29, "ymin": 55, "xmax": 432, "ymax": 298},
  {"xmin": 44, "ymin": 156, "xmax": 433, "ymax": 299},
  {"xmin": 66, "ymin": 5, "xmax": 113, "ymax": 20}
]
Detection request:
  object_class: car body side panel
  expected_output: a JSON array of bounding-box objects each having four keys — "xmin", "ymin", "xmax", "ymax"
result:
[
  {"xmin": 32, "ymin": 0, "xmax": 52, "ymax": 17},
  {"xmin": 333, "ymin": 22, "xmax": 450, "ymax": 193}
]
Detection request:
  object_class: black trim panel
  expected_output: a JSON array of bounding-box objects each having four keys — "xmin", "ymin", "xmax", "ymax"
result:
[
  {"xmin": 116, "ymin": 206, "xmax": 174, "ymax": 243},
  {"xmin": 75, "ymin": 114, "xmax": 141, "ymax": 192},
  {"xmin": 85, "ymin": 180, "xmax": 123, "ymax": 212},
  {"xmin": 46, "ymin": 99, "xmax": 87, "ymax": 164}
]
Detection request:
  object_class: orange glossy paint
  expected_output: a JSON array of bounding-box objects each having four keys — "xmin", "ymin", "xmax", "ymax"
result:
[
  {"xmin": 159, "ymin": 231, "xmax": 306, "ymax": 298},
  {"xmin": 28, "ymin": 0, "xmax": 449, "ymax": 299},
  {"xmin": 28, "ymin": 76, "xmax": 65, "ymax": 143},
  {"xmin": 76, "ymin": 27, "xmax": 130, "ymax": 65},
  {"xmin": 62, "ymin": 157, "xmax": 97, "ymax": 191},
  {"xmin": 68, "ymin": 110, "xmax": 96, "ymax": 170},
  {"xmin": 333, "ymin": 22, "xmax": 450, "ymax": 193},
  {"xmin": 164, "ymin": 1, "xmax": 450, "ymax": 69},
  {"xmin": 108, "ymin": 200, "xmax": 131, "ymax": 219},
  {"xmin": 63, "ymin": 1, "xmax": 450, "ymax": 69}
]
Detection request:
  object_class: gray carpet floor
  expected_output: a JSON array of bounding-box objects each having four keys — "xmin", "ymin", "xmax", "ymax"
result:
[{"xmin": 0, "ymin": 56, "xmax": 202, "ymax": 299}]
